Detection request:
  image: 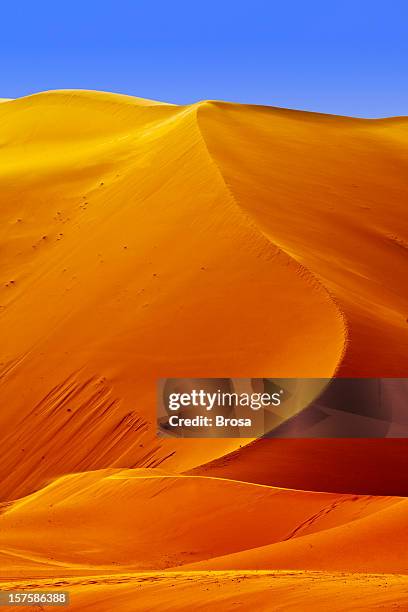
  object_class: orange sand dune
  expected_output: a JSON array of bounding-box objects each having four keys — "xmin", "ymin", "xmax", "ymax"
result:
[
  {"xmin": 1, "ymin": 91, "xmax": 408, "ymax": 609},
  {"xmin": 2, "ymin": 571, "xmax": 408, "ymax": 612},
  {"xmin": 1, "ymin": 91, "xmax": 407, "ymax": 501},
  {"xmin": 0, "ymin": 91, "xmax": 346, "ymax": 499},
  {"xmin": 0, "ymin": 470, "xmax": 398, "ymax": 577}
]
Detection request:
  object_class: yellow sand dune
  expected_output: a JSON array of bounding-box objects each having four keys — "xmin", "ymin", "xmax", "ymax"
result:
[
  {"xmin": 1, "ymin": 91, "xmax": 407, "ymax": 502},
  {"xmin": 0, "ymin": 91, "xmax": 345, "ymax": 500},
  {"xmin": 1, "ymin": 91, "xmax": 408, "ymax": 609}
]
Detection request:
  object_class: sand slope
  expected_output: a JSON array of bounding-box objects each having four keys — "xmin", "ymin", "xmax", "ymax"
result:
[
  {"xmin": 183, "ymin": 497, "xmax": 408, "ymax": 574},
  {"xmin": 1, "ymin": 91, "xmax": 408, "ymax": 610},
  {"xmin": 0, "ymin": 91, "xmax": 346, "ymax": 500},
  {"xmin": 0, "ymin": 470, "xmax": 399, "ymax": 576},
  {"xmin": 0, "ymin": 468, "xmax": 407, "ymax": 609},
  {"xmin": 197, "ymin": 102, "xmax": 408, "ymax": 376}
]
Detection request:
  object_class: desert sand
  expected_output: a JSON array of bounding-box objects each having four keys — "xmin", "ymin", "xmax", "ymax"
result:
[
  {"xmin": 0, "ymin": 90, "xmax": 407, "ymax": 610},
  {"xmin": 1, "ymin": 572, "xmax": 408, "ymax": 611}
]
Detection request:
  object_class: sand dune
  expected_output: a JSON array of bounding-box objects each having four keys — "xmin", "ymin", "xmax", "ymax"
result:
[
  {"xmin": 0, "ymin": 470, "xmax": 399, "ymax": 577},
  {"xmin": 1, "ymin": 91, "xmax": 408, "ymax": 609},
  {"xmin": 0, "ymin": 91, "xmax": 347, "ymax": 500},
  {"xmin": 1, "ymin": 91, "xmax": 407, "ymax": 500}
]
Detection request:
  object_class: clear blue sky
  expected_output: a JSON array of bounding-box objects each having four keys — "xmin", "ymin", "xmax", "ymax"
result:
[{"xmin": 0, "ymin": 0, "xmax": 407, "ymax": 117}]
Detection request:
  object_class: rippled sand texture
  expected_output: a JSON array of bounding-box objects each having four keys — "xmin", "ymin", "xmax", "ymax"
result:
[{"xmin": 0, "ymin": 91, "xmax": 407, "ymax": 610}]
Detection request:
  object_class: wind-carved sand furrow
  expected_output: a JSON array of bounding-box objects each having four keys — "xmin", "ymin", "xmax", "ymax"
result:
[
  {"xmin": 0, "ymin": 375, "xmax": 164, "ymax": 502},
  {"xmin": 283, "ymin": 496, "xmax": 362, "ymax": 541},
  {"xmin": 0, "ymin": 355, "xmax": 30, "ymax": 382}
]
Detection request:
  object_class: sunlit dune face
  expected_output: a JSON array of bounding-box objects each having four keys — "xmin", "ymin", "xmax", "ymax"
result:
[{"xmin": 0, "ymin": 91, "xmax": 346, "ymax": 498}]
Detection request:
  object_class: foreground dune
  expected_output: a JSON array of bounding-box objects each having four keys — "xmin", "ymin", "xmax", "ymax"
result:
[
  {"xmin": 0, "ymin": 470, "xmax": 400, "ymax": 577},
  {"xmin": 1, "ymin": 470, "xmax": 407, "ymax": 609}
]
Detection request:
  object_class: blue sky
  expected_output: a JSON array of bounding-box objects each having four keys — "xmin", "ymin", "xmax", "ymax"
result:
[{"xmin": 0, "ymin": 0, "xmax": 407, "ymax": 117}]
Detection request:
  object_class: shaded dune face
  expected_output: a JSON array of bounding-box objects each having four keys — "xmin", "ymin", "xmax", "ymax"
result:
[
  {"xmin": 0, "ymin": 92, "xmax": 345, "ymax": 499},
  {"xmin": 189, "ymin": 438, "xmax": 408, "ymax": 496}
]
